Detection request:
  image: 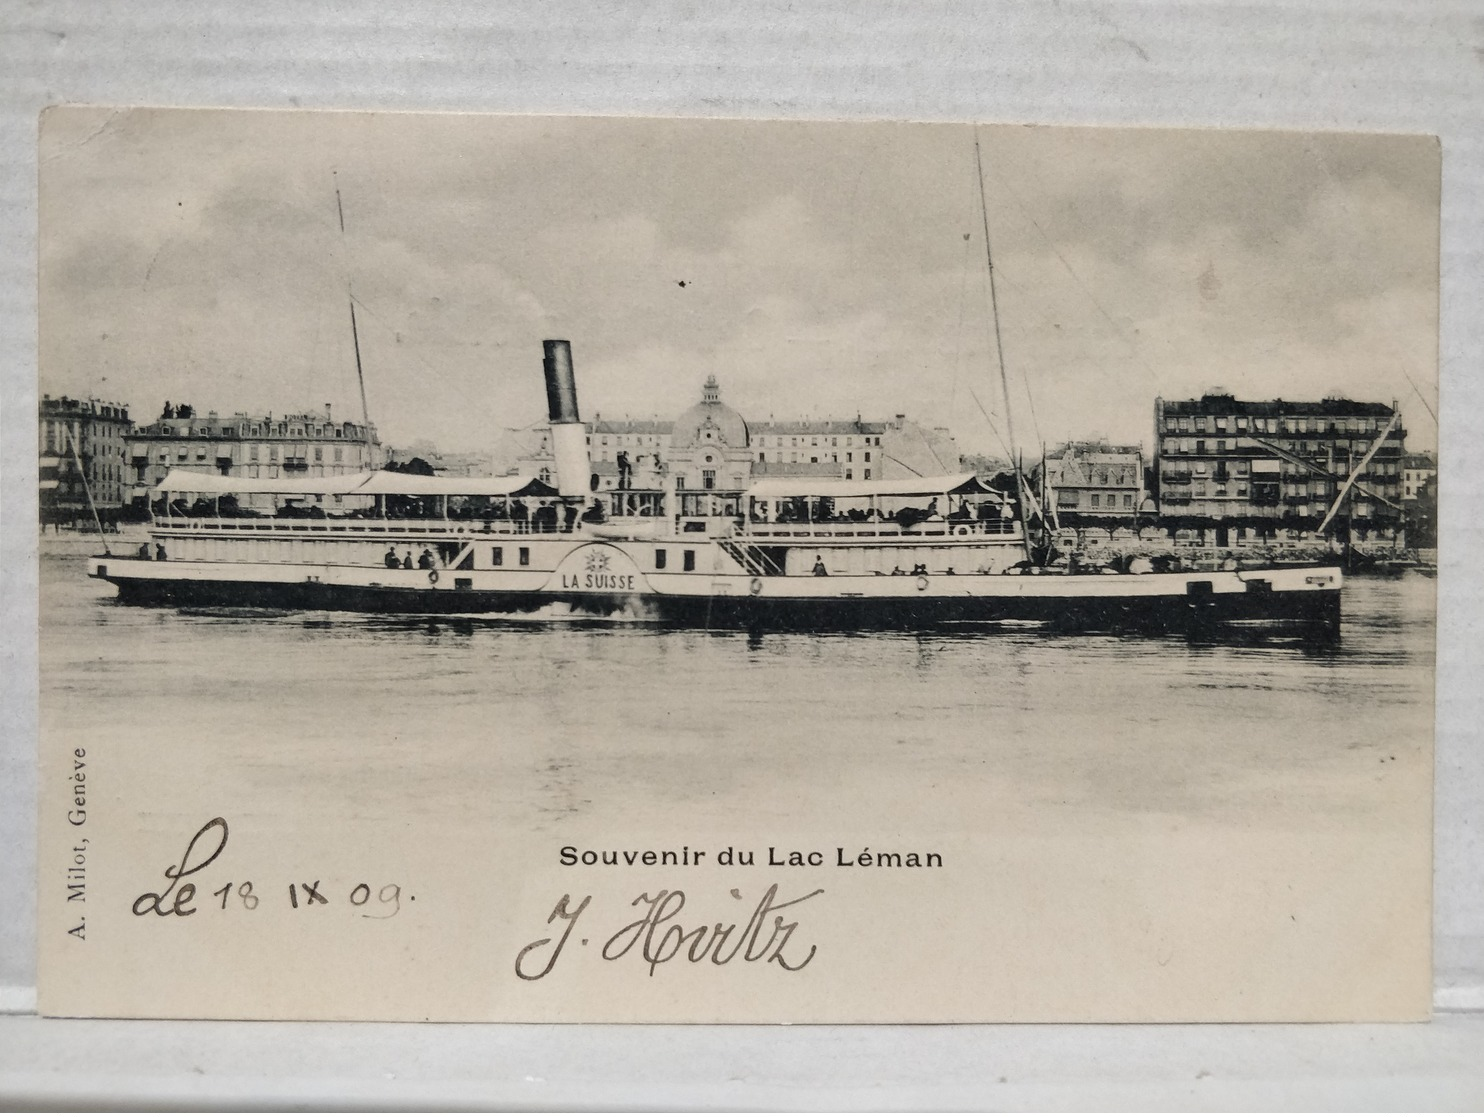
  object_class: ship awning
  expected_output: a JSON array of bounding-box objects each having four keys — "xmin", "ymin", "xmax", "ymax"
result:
[
  {"xmin": 744, "ymin": 472, "xmax": 1000, "ymax": 500},
  {"xmin": 152, "ymin": 469, "xmax": 559, "ymax": 498},
  {"xmin": 349, "ymin": 472, "xmax": 559, "ymax": 497},
  {"xmin": 152, "ymin": 469, "xmax": 375, "ymax": 495}
]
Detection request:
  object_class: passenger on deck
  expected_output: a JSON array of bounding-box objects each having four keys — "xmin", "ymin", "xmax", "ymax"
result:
[
  {"xmin": 511, "ymin": 500, "xmax": 528, "ymax": 526},
  {"xmin": 384, "ymin": 547, "xmax": 399, "ymax": 569},
  {"xmin": 138, "ymin": 543, "xmax": 151, "ymax": 560},
  {"xmin": 812, "ymin": 554, "xmax": 828, "ymax": 576},
  {"xmin": 417, "ymin": 548, "xmax": 435, "ymax": 569},
  {"xmin": 563, "ymin": 504, "xmax": 578, "ymax": 532},
  {"xmin": 401, "ymin": 551, "xmax": 413, "ymax": 569},
  {"xmin": 890, "ymin": 565, "xmax": 905, "ymax": 575},
  {"xmin": 911, "ymin": 562, "xmax": 927, "ymax": 575},
  {"xmin": 155, "ymin": 543, "xmax": 167, "ymax": 561}
]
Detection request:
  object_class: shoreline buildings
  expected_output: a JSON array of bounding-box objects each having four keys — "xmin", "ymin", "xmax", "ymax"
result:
[
  {"xmin": 38, "ymin": 383, "xmax": 1427, "ymax": 551},
  {"xmin": 503, "ymin": 375, "xmax": 962, "ymax": 516},
  {"xmin": 38, "ymin": 395, "xmax": 133, "ymax": 522},
  {"xmin": 1032, "ymin": 441, "xmax": 1148, "ymax": 524},
  {"xmin": 125, "ymin": 403, "xmax": 383, "ymax": 508},
  {"xmin": 1153, "ymin": 393, "xmax": 1406, "ymax": 545}
]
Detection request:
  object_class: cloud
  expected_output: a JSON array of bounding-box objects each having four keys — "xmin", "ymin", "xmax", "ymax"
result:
[{"xmin": 39, "ymin": 109, "xmax": 1438, "ymax": 456}]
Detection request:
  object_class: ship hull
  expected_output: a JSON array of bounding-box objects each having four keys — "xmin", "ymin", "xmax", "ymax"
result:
[{"xmin": 92, "ymin": 558, "xmax": 1342, "ymax": 635}]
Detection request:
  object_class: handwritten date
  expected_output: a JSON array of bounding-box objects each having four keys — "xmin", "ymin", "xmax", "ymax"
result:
[{"xmin": 131, "ymin": 817, "xmax": 407, "ymax": 919}]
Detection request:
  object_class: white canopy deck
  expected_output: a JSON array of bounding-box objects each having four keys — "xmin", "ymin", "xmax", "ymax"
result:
[
  {"xmin": 743, "ymin": 472, "xmax": 999, "ymax": 501},
  {"xmin": 152, "ymin": 469, "xmax": 559, "ymax": 499}
]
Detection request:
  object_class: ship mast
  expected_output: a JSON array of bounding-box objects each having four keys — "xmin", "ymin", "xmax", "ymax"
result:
[
  {"xmin": 974, "ymin": 132, "xmax": 1034, "ymax": 561},
  {"xmin": 335, "ymin": 172, "xmax": 375, "ymax": 468}
]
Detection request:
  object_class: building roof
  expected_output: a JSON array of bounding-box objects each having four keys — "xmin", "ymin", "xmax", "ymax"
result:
[
  {"xmin": 1048, "ymin": 441, "xmax": 1142, "ymax": 460},
  {"xmin": 752, "ymin": 420, "xmax": 888, "ymax": 436},
  {"xmin": 590, "ymin": 418, "xmax": 674, "ymax": 435},
  {"xmin": 1160, "ymin": 395, "xmax": 1397, "ymax": 417},
  {"xmin": 670, "ymin": 375, "xmax": 750, "ymax": 449}
]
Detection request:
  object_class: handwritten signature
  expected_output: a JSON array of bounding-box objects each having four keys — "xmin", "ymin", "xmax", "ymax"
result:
[{"xmin": 515, "ymin": 884, "xmax": 824, "ymax": 979}]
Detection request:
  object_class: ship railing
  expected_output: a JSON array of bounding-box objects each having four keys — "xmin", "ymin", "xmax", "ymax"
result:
[
  {"xmin": 740, "ymin": 519, "xmax": 1021, "ymax": 541},
  {"xmin": 149, "ymin": 515, "xmax": 618, "ymax": 537}
]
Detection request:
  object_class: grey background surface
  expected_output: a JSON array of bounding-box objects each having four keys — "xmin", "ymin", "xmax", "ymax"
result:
[{"xmin": 2, "ymin": 0, "xmax": 1481, "ymax": 1107}]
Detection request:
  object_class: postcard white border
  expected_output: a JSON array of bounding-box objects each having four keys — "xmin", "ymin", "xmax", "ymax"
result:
[{"xmin": 1, "ymin": 0, "xmax": 1480, "ymax": 1106}]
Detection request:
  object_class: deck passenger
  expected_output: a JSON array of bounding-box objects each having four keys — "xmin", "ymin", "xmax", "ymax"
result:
[
  {"xmin": 384, "ymin": 547, "xmax": 399, "ymax": 569},
  {"xmin": 155, "ymin": 543, "xmax": 167, "ymax": 561},
  {"xmin": 401, "ymin": 551, "xmax": 413, "ymax": 569},
  {"xmin": 417, "ymin": 548, "xmax": 435, "ymax": 569},
  {"xmin": 138, "ymin": 543, "xmax": 151, "ymax": 560},
  {"xmin": 812, "ymin": 555, "xmax": 828, "ymax": 576}
]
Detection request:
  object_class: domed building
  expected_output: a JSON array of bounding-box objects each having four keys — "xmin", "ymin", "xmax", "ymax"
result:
[
  {"xmin": 507, "ymin": 372, "xmax": 961, "ymax": 518},
  {"xmin": 666, "ymin": 376, "xmax": 754, "ymax": 513}
]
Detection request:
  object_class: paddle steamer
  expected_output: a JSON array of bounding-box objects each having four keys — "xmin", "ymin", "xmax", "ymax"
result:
[{"xmin": 87, "ymin": 341, "xmax": 1341, "ymax": 632}]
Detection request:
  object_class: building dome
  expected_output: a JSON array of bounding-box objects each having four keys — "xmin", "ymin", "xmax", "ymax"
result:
[{"xmin": 670, "ymin": 375, "xmax": 749, "ymax": 449}]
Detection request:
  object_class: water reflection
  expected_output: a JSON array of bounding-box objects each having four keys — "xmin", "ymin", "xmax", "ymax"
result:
[{"xmin": 39, "ymin": 545, "xmax": 1434, "ymax": 826}]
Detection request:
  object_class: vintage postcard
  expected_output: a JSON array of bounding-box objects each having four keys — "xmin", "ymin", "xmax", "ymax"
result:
[{"xmin": 37, "ymin": 108, "xmax": 1437, "ymax": 1021}]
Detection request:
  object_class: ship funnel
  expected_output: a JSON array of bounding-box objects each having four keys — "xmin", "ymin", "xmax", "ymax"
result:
[{"xmin": 541, "ymin": 340, "xmax": 592, "ymax": 498}]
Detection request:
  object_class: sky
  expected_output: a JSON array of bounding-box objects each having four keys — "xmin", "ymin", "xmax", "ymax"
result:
[{"xmin": 39, "ymin": 108, "xmax": 1440, "ymax": 457}]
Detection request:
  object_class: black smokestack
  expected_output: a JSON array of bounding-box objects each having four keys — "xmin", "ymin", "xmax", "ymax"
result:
[{"xmin": 542, "ymin": 340, "xmax": 580, "ymax": 424}]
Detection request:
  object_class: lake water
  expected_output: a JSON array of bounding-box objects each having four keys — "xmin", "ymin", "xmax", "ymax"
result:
[
  {"xmin": 35, "ymin": 540, "xmax": 1437, "ymax": 1020},
  {"xmin": 39, "ymin": 543, "xmax": 1435, "ymax": 825}
]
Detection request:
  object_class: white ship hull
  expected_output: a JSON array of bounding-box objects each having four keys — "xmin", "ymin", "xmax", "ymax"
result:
[{"xmin": 87, "ymin": 528, "xmax": 1342, "ymax": 633}]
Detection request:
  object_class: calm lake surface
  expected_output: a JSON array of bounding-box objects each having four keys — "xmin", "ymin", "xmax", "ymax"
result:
[
  {"xmin": 36, "ymin": 540, "xmax": 1438, "ymax": 1021},
  {"xmin": 39, "ymin": 541, "xmax": 1435, "ymax": 833}
]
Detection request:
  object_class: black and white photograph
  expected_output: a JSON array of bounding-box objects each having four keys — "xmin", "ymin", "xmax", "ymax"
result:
[{"xmin": 35, "ymin": 107, "xmax": 1436, "ymax": 1022}]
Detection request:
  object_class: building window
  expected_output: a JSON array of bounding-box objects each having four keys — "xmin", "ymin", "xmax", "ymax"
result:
[
  {"xmin": 845, "ymin": 469, "xmax": 853, "ymax": 480},
  {"xmin": 1090, "ymin": 494, "xmax": 1101, "ymax": 508},
  {"xmin": 863, "ymin": 468, "xmax": 872, "ymax": 480},
  {"xmin": 654, "ymin": 549, "xmax": 667, "ymax": 569},
  {"xmin": 333, "ymin": 447, "xmax": 343, "ymax": 462},
  {"xmin": 492, "ymin": 547, "xmax": 503, "ymax": 566},
  {"xmin": 702, "ymin": 470, "xmax": 716, "ymax": 490},
  {"xmin": 314, "ymin": 447, "xmax": 323, "ymax": 462},
  {"xmin": 518, "ymin": 547, "xmax": 530, "ymax": 566},
  {"xmin": 864, "ymin": 452, "xmax": 871, "ymax": 462},
  {"xmin": 682, "ymin": 550, "xmax": 696, "ymax": 572},
  {"xmin": 1123, "ymin": 494, "xmax": 1133, "ymax": 508}
]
